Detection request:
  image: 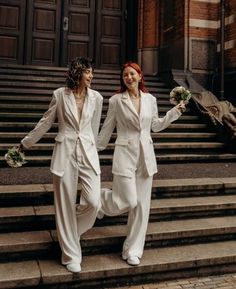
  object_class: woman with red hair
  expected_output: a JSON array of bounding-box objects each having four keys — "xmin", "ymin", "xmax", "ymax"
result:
[{"xmin": 97, "ymin": 61, "xmax": 185, "ymax": 266}]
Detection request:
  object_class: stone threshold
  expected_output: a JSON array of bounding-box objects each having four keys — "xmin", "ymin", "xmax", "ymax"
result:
[{"xmin": 1, "ymin": 240, "xmax": 236, "ymax": 288}]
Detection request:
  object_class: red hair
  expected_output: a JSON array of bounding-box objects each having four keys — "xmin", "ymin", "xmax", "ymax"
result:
[{"xmin": 117, "ymin": 61, "xmax": 148, "ymax": 93}]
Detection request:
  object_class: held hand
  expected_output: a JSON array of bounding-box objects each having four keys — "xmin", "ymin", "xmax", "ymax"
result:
[{"xmin": 176, "ymin": 100, "xmax": 186, "ymax": 113}]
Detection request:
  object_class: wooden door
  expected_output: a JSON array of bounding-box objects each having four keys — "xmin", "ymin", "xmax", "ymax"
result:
[
  {"xmin": 0, "ymin": 0, "xmax": 127, "ymax": 68},
  {"xmin": 61, "ymin": 0, "xmax": 96, "ymax": 66},
  {"xmin": 95, "ymin": 0, "xmax": 126, "ymax": 68},
  {"xmin": 0, "ymin": 0, "xmax": 26, "ymax": 64},
  {"xmin": 62, "ymin": 0, "xmax": 126, "ymax": 68},
  {"xmin": 25, "ymin": 0, "xmax": 61, "ymax": 66}
]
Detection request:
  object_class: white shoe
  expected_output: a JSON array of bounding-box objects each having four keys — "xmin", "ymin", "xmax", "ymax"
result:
[
  {"xmin": 126, "ymin": 256, "xmax": 140, "ymax": 266},
  {"xmin": 66, "ymin": 263, "xmax": 81, "ymax": 273}
]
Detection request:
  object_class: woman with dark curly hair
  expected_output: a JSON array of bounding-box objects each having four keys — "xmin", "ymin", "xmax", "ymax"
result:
[{"xmin": 19, "ymin": 57, "xmax": 103, "ymax": 273}]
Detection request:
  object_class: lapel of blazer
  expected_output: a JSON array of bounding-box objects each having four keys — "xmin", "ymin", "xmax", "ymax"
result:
[
  {"xmin": 121, "ymin": 90, "xmax": 140, "ymax": 123},
  {"xmin": 139, "ymin": 90, "xmax": 147, "ymax": 124},
  {"xmin": 64, "ymin": 89, "xmax": 80, "ymax": 129},
  {"xmin": 79, "ymin": 88, "xmax": 95, "ymax": 130}
]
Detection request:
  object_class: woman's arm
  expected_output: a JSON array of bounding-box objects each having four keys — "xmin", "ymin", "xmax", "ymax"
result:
[
  {"xmin": 97, "ymin": 97, "xmax": 116, "ymax": 151},
  {"xmin": 151, "ymin": 97, "xmax": 182, "ymax": 132},
  {"xmin": 21, "ymin": 93, "xmax": 58, "ymax": 149},
  {"xmin": 91, "ymin": 93, "xmax": 103, "ymax": 143}
]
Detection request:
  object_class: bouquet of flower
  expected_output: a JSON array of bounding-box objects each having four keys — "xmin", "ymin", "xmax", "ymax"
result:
[
  {"xmin": 5, "ymin": 146, "xmax": 27, "ymax": 168},
  {"xmin": 170, "ymin": 86, "xmax": 191, "ymax": 105}
]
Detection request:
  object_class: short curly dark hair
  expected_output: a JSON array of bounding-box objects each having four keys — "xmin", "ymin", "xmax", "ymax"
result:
[{"xmin": 65, "ymin": 57, "xmax": 94, "ymax": 90}]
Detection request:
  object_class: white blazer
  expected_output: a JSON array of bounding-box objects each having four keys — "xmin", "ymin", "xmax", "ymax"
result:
[
  {"xmin": 21, "ymin": 87, "xmax": 103, "ymax": 177},
  {"xmin": 97, "ymin": 90, "xmax": 181, "ymax": 177}
]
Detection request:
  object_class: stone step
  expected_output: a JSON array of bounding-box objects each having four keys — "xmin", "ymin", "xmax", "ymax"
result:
[
  {"xmin": 1, "ymin": 101, "xmax": 180, "ymax": 116},
  {"xmin": 0, "ymin": 86, "xmax": 170, "ymax": 97},
  {"xmin": 1, "ymin": 178, "xmax": 235, "ymax": 206},
  {"xmin": 0, "ymin": 66, "xmax": 162, "ymax": 81},
  {"xmin": 0, "ymin": 194, "xmax": 236, "ymax": 232},
  {"xmin": 0, "ymin": 95, "xmax": 172, "ymax": 106},
  {"xmin": 1, "ymin": 240, "xmax": 236, "ymax": 288},
  {"xmin": 0, "ymin": 92, "xmax": 172, "ymax": 102},
  {"xmin": 99, "ymin": 153, "xmax": 236, "ymax": 164},
  {"xmin": 107, "ymin": 141, "xmax": 224, "ymax": 150},
  {"xmin": 0, "ymin": 74, "xmax": 167, "ymax": 89},
  {"xmin": 0, "ymin": 64, "xmax": 119, "ymax": 75},
  {"xmin": 0, "ymin": 95, "xmax": 52, "ymax": 102},
  {"xmin": 0, "ymin": 64, "xmax": 161, "ymax": 81},
  {"xmin": 0, "ymin": 123, "xmax": 210, "ymax": 137},
  {"xmin": 0, "ymin": 132, "xmax": 218, "ymax": 144},
  {"xmin": 0, "ymin": 110, "xmax": 195, "ymax": 120},
  {"xmin": 3, "ymin": 153, "xmax": 236, "ymax": 167},
  {"xmin": 0, "ymin": 216, "xmax": 236, "ymax": 263},
  {"xmin": 0, "ymin": 75, "xmax": 116, "ymax": 84},
  {"xmin": 0, "ymin": 122, "xmax": 209, "ymax": 134},
  {"xmin": 0, "ymin": 122, "xmax": 58, "ymax": 132},
  {"xmin": 0, "ymin": 132, "xmax": 217, "ymax": 141},
  {"xmin": 0, "ymin": 81, "xmax": 170, "ymax": 93},
  {"xmin": 0, "ymin": 113, "xmax": 197, "ymax": 124},
  {"xmin": 0, "ymin": 90, "xmax": 172, "ymax": 100},
  {"xmin": 1, "ymin": 71, "xmax": 120, "ymax": 79},
  {"xmin": 0, "ymin": 142, "xmax": 226, "ymax": 159},
  {"xmin": 0, "ymin": 102, "xmax": 184, "ymax": 113},
  {"xmin": 0, "ymin": 110, "xmax": 194, "ymax": 121},
  {"xmin": 1, "ymin": 141, "xmax": 223, "ymax": 150},
  {"xmin": 0, "ymin": 103, "xmax": 193, "ymax": 112}
]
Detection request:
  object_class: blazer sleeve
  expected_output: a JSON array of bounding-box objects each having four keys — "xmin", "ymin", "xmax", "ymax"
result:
[
  {"xmin": 91, "ymin": 92, "xmax": 103, "ymax": 143},
  {"xmin": 21, "ymin": 92, "xmax": 58, "ymax": 149},
  {"xmin": 151, "ymin": 96, "xmax": 182, "ymax": 132},
  {"xmin": 97, "ymin": 97, "xmax": 116, "ymax": 151}
]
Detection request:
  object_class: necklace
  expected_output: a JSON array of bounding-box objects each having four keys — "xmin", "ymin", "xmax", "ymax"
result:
[
  {"xmin": 129, "ymin": 92, "xmax": 141, "ymax": 114},
  {"xmin": 129, "ymin": 91, "xmax": 140, "ymax": 99},
  {"xmin": 73, "ymin": 90, "xmax": 86, "ymax": 111}
]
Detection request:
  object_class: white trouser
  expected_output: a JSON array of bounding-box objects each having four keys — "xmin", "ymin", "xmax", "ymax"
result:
[
  {"xmin": 100, "ymin": 146, "xmax": 153, "ymax": 259},
  {"xmin": 53, "ymin": 140, "xmax": 101, "ymax": 265}
]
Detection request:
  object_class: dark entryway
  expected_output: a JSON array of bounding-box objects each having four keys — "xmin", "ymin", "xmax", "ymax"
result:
[{"xmin": 0, "ymin": 0, "xmax": 135, "ymax": 68}]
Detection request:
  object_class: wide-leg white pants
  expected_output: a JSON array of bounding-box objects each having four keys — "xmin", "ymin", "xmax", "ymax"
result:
[
  {"xmin": 53, "ymin": 141, "xmax": 100, "ymax": 266},
  {"xmin": 100, "ymin": 146, "xmax": 153, "ymax": 259}
]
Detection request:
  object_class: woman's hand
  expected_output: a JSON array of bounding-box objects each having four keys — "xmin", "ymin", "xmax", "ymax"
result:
[
  {"xmin": 176, "ymin": 100, "xmax": 186, "ymax": 113},
  {"xmin": 17, "ymin": 143, "xmax": 24, "ymax": 152}
]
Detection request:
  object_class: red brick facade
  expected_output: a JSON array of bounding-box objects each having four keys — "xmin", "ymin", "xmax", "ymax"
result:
[
  {"xmin": 137, "ymin": 0, "xmax": 236, "ymax": 92},
  {"xmin": 225, "ymin": 0, "xmax": 236, "ymax": 67}
]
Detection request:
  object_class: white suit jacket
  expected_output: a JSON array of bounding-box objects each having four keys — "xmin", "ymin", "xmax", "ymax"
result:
[
  {"xmin": 97, "ymin": 90, "xmax": 181, "ymax": 177},
  {"xmin": 21, "ymin": 87, "xmax": 103, "ymax": 177}
]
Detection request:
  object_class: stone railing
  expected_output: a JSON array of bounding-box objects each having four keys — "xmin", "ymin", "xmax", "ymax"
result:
[{"xmin": 167, "ymin": 70, "xmax": 236, "ymax": 152}]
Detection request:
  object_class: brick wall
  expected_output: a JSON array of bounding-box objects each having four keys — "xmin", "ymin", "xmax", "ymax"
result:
[
  {"xmin": 224, "ymin": 0, "xmax": 236, "ymax": 68},
  {"xmin": 138, "ymin": 0, "xmax": 235, "ymax": 85},
  {"xmin": 223, "ymin": 0, "xmax": 236, "ymax": 104}
]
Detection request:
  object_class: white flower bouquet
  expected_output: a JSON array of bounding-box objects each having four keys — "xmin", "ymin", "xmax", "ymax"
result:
[
  {"xmin": 170, "ymin": 86, "xmax": 191, "ymax": 105},
  {"xmin": 5, "ymin": 147, "xmax": 27, "ymax": 168}
]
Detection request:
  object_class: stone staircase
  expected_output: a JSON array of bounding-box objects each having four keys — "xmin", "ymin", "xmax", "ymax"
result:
[
  {"xmin": 0, "ymin": 64, "xmax": 236, "ymax": 288},
  {"xmin": 1, "ymin": 64, "xmax": 236, "ymax": 166},
  {"xmin": 0, "ymin": 178, "xmax": 236, "ymax": 288}
]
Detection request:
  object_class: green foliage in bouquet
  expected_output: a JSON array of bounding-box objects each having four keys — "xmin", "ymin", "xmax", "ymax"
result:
[{"xmin": 5, "ymin": 147, "xmax": 27, "ymax": 168}]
